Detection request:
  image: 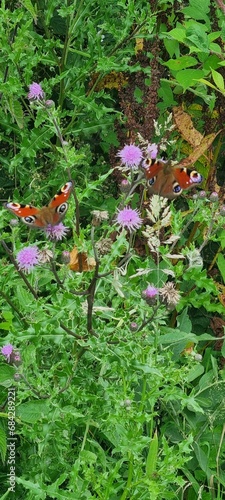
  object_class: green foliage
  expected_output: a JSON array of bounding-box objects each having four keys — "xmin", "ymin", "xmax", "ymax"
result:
[{"xmin": 0, "ymin": 1, "xmax": 225, "ymax": 499}]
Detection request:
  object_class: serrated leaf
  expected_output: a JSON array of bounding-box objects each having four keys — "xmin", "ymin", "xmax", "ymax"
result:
[
  {"xmin": 8, "ymin": 98, "xmax": 24, "ymax": 129},
  {"xmin": 21, "ymin": 0, "xmax": 37, "ymax": 22},
  {"xmin": 17, "ymin": 400, "xmax": 50, "ymax": 423}
]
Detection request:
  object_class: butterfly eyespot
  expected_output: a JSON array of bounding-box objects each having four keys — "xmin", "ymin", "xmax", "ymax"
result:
[
  {"xmin": 22, "ymin": 216, "xmax": 36, "ymax": 224},
  {"xmin": 57, "ymin": 202, "xmax": 68, "ymax": 214},
  {"xmin": 173, "ymin": 183, "xmax": 182, "ymax": 194},
  {"xmin": 148, "ymin": 176, "xmax": 156, "ymax": 186}
]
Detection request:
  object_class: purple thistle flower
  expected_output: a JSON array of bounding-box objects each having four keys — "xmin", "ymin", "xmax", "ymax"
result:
[
  {"xmin": 44, "ymin": 223, "xmax": 69, "ymax": 241},
  {"xmin": 147, "ymin": 143, "xmax": 158, "ymax": 160},
  {"xmin": 27, "ymin": 82, "xmax": 45, "ymax": 100},
  {"xmin": 1, "ymin": 344, "xmax": 14, "ymax": 361},
  {"xmin": 116, "ymin": 207, "xmax": 142, "ymax": 231},
  {"xmin": 16, "ymin": 246, "xmax": 39, "ymax": 273},
  {"xmin": 118, "ymin": 144, "xmax": 143, "ymax": 169},
  {"xmin": 142, "ymin": 285, "xmax": 158, "ymax": 305}
]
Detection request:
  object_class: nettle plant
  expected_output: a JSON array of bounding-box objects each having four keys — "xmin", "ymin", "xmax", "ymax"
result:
[{"xmin": 0, "ymin": 83, "xmax": 225, "ymax": 498}]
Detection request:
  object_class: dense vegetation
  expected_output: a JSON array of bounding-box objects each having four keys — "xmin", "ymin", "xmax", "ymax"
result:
[{"xmin": 0, "ymin": 1, "xmax": 225, "ymax": 498}]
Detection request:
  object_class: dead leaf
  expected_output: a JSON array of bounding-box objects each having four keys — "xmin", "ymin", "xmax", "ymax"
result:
[{"xmin": 173, "ymin": 106, "xmax": 203, "ymax": 147}]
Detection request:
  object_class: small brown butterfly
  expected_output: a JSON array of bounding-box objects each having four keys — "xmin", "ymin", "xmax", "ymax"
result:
[{"xmin": 4, "ymin": 181, "xmax": 73, "ymax": 228}]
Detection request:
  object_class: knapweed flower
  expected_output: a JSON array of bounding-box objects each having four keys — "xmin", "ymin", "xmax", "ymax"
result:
[
  {"xmin": 27, "ymin": 82, "xmax": 45, "ymax": 101},
  {"xmin": 91, "ymin": 210, "xmax": 109, "ymax": 226},
  {"xmin": 116, "ymin": 207, "xmax": 142, "ymax": 231},
  {"xmin": 159, "ymin": 282, "xmax": 180, "ymax": 310},
  {"xmin": 16, "ymin": 246, "xmax": 39, "ymax": 273},
  {"xmin": 1, "ymin": 344, "xmax": 14, "ymax": 361},
  {"xmin": 147, "ymin": 143, "xmax": 158, "ymax": 160},
  {"xmin": 142, "ymin": 285, "xmax": 158, "ymax": 305},
  {"xmin": 117, "ymin": 144, "xmax": 143, "ymax": 168},
  {"xmin": 44, "ymin": 223, "xmax": 69, "ymax": 241}
]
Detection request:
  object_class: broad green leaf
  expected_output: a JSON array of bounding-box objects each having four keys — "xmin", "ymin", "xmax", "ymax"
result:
[
  {"xmin": 17, "ymin": 400, "xmax": 50, "ymax": 423},
  {"xmin": 211, "ymin": 69, "xmax": 224, "ymax": 91},
  {"xmin": 166, "ymin": 27, "xmax": 186, "ymax": 43},
  {"xmin": 186, "ymin": 364, "xmax": 204, "ymax": 383},
  {"xmin": 176, "ymin": 69, "xmax": 205, "ymax": 91},
  {"xmin": 164, "ymin": 56, "xmax": 198, "ymax": 71},
  {"xmin": 217, "ymin": 254, "xmax": 225, "ymax": 283}
]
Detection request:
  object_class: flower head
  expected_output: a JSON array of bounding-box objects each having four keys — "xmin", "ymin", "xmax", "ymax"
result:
[
  {"xmin": 27, "ymin": 82, "xmax": 45, "ymax": 101},
  {"xmin": 44, "ymin": 223, "xmax": 69, "ymax": 241},
  {"xmin": 62, "ymin": 250, "xmax": 71, "ymax": 264},
  {"xmin": 95, "ymin": 238, "xmax": 112, "ymax": 255},
  {"xmin": 118, "ymin": 144, "xmax": 143, "ymax": 169},
  {"xmin": 159, "ymin": 282, "xmax": 180, "ymax": 310},
  {"xmin": 116, "ymin": 207, "xmax": 142, "ymax": 231},
  {"xmin": 147, "ymin": 143, "xmax": 158, "ymax": 160},
  {"xmin": 1, "ymin": 344, "xmax": 14, "ymax": 361},
  {"xmin": 210, "ymin": 191, "xmax": 219, "ymax": 202},
  {"xmin": 38, "ymin": 249, "xmax": 53, "ymax": 263},
  {"xmin": 142, "ymin": 285, "xmax": 158, "ymax": 305},
  {"xmin": 16, "ymin": 246, "xmax": 39, "ymax": 273}
]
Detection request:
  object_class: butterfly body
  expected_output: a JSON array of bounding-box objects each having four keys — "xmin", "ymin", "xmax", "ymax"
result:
[
  {"xmin": 144, "ymin": 160, "xmax": 203, "ymax": 199},
  {"xmin": 4, "ymin": 181, "xmax": 73, "ymax": 228}
]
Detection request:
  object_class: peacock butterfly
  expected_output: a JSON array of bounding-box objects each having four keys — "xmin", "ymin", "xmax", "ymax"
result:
[
  {"xmin": 143, "ymin": 159, "xmax": 203, "ymax": 199},
  {"xmin": 4, "ymin": 181, "xmax": 73, "ymax": 228}
]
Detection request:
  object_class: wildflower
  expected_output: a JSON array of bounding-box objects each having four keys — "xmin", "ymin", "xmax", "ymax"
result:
[
  {"xmin": 159, "ymin": 282, "xmax": 180, "ymax": 310},
  {"xmin": 62, "ymin": 250, "xmax": 70, "ymax": 264},
  {"xmin": 142, "ymin": 285, "xmax": 158, "ymax": 305},
  {"xmin": 210, "ymin": 191, "xmax": 219, "ymax": 202},
  {"xmin": 45, "ymin": 99, "xmax": 54, "ymax": 108},
  {"xmin": 44, "ymin": 223, "xmax": 69, "ymax": 240},
  {"xmin": 11, "ymin": 351, "xmax": 22, "ymax": 366},
  {"xmin": 16, "ymin": 246, "xmax": 39, "ymax": 273},
  {"xmin": 38, "ymin": 249, "xmax": 53, "ymax": 263},
  {"xmin": 147, "ymin": 143, "xmax": 158, "ymax": 160},
  {"xmin": 220, "ymin": 206, "xmax": 225, "ymax": 217},
  {"xmin": 118, "ymin": 144, "xmax": 143, "ymax": 168},
  {"xmin": 27, "ymin": 82, "xmax": 45, "ymax": 100},
  {"xmin": 116, "ymin": 207, "xmax": 142, "ymax": 231},
  {"xmin": 95, "ymin": 238, "xmax": 112, "ymax": 255},
  {"xmin": 1, "ymin": 344, "xmax": 14, "ymax": 361},
  {"xmin": 199, "ymin": 190, "xmax": 206, "ymax": 198},
  {"xmin": 130, "ymin": 322, "xmax": 138, "ymax": 332},
  {"xmin": 91, "ymin": 210, "xmax": 109, "ymax": 226},
  {"xmin": 120, "ymin": 179, "xmax": 131, "ymax": 193}
]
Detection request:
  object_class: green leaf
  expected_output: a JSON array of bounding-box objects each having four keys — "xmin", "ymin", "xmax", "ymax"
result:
[
  {"xmin": 164, "ymin": 56, "xmax": 198, "ymax": 71},
  {"xmin": 8, "ymin": 97, "xmax": 24, "ymax": 129},
  {"xmin": 217, "ymin": 254, "xmax": 225, "ymax": 283},
  {"xmin": 146, "ymin": 431, "xmax": 158, "ymax": 477},
  {"xmin": 186, "ymin": 364, "xmax": 204, "ymax": 383},
  {"xmin": 211, "ymin": 69, "xmax": 224, "ymax": 91},
  {"xmin": 0, "ymin": 424, "xmax": 7, "ymax": 463},
  {"xmin": 176, "ymin": 69, "xmax": 205, "ymax": 90},
  {"xmin": 17, "ymin": 401, "xmax": 50, "ymax": 423},
  {"xmin": 21, "ymin": 0, "xmax": 38, "ymax": 22},
  {"xmin": 186, "ymin": 25, "xmax": 209, "ymax": 51},
  {"xmin": 163, "ymin": 38, "xmax": 180, "ymax": 58},
  {"xmin": 166, "ymin": 27, "xmax": 186, "ymax": 43}
]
